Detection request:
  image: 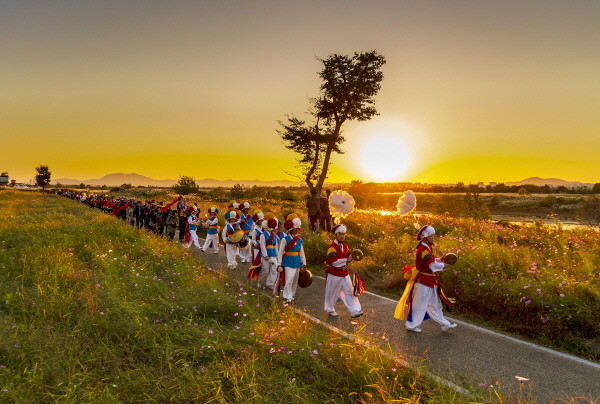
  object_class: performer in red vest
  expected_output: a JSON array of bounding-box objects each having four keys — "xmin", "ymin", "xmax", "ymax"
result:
[
  {"xmin": 405, "ymin": 225, "xmax": 457, "ymax": 333},
  {"xmin": 323, "ymin": 224, "xmax": 363, "ymax": 318}
]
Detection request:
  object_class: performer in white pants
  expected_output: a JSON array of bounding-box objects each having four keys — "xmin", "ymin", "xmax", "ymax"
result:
[
  {"xmin": 184, "ymin": 210, "xmax": 202, "ymax": 249},
  {"xmin": 237, "ymin": 202, "xmax": 253, "ymax": 262},
  {"xmin": 404, "ymin": 225, "xmax": 457, "ymax": 333},
  {"xmin": 277, "ymin": 217, "xmax": 306, "ymax": 303},
  {"xmin": 257, "ymin": 218, "xmax": 280, "ymax": 289},
  {"xmin": 222, "ymin": 211, "xmax": 240, "ymax": 269},
  {"xmin": 201, "ymin": 206, "xmax": 220, "ymax": 253},
  {"xmin": 323, "ymin": 224, "xmax": 363, "ymax": 318}
]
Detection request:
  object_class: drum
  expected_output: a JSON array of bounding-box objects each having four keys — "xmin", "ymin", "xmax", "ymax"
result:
[
  {"xmin": 297, "ymin": 268, "xmax": 313, "ymax": 288},
  {"xmin": 443, "ymin": 253, "xmax": 458, "ymax": 265},
  {"xmin": 351, "ymin": 249, "xmax": 364, "ymax": 262},
  {"xmin": 237, "ymin": 233, "xmax": 250, "ymax": 248},
  {"xmin": 229, "ymin": 229, "xmax": 244, "ymax": 243}
]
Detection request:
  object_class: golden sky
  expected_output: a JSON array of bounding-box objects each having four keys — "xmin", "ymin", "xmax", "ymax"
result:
[{"xmin": 2, "ymin": 1, "xmax": 600, "ymax": 184}]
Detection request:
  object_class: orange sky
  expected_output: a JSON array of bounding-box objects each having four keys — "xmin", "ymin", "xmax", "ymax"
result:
[{"xmin": 2, "ymin": 1, "xmax": 600, "ymax": 184}]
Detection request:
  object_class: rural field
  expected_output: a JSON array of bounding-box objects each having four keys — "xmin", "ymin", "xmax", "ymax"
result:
[
  {"xmin": 98, "ymin": 187, "xmax": 600, "ymax": 360},
  {"xmin": 0, "ymin": 191, "xmax": 480, "ymax": 403}
]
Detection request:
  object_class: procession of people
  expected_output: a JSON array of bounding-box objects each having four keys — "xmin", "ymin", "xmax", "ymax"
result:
[{"xmin": 53, "ymin": 189, "xmax": 457, "ymax": 331}]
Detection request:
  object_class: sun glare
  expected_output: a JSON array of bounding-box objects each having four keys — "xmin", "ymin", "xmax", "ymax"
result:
[{"xmin": 359, "ymin": 136, "xmax": 410, "ymax": 182}]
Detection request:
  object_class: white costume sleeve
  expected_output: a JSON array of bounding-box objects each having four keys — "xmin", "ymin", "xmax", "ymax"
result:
[
  {"xmin": 429, "ymin": 258, "xmax": 446, "ymax": 272},
  {"xmin": 331, "ymin": 257, "xmax": 347, "ymax": 267},
  {"xmin": 221, "ymin": 225, "xmax": 229, "ymax": 243},
  {"xmin": 300, "ymin": 245, "xmax": 306, "ymax": 267},
  {"xmin": 277, "ymin": 238, "xmax": 285, "ymax": 265},
  {"xmin": 259, "ymin": 233, "xmax": 268, "ymax": 257}
]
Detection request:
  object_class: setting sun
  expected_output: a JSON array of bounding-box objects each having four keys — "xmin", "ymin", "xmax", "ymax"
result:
[{"xmin": 359, "ymin": 136, "xmax": 410, "ymax": 182}]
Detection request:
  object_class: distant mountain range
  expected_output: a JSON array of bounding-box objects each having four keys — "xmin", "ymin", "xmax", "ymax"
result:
[
  {"xmin": 504, "ymin": 177, "xmax": 595, "ymax": 188},
  {"xmin": 34, "ymin": 173, "xmax": 595, "ymax": 189},
  {"xmin": 47, "ymin": 173, "xmax": 301, "ymax": 187}
]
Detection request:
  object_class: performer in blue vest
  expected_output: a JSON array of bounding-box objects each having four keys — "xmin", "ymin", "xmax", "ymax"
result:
[
  {"xmin": 257, "ymin": 218, "xmax": 280, "ymax": 289},
  {"xmin": 184, "ymin": 208, "xmax": 202, "ymax": 249},
  {"xmin": 238, "ymin": 202, "xmax": 254, "ymax": 263},
  {"xmin": 246, "ymin": 212, "xmax": 265, "ymax": 280},
  {"xmin": 222, "ymin": 211, "xmax": 240, "ymax": 269},
  {"xmin": 201, "ymin": 206, "xmax": 220, "ymax": 254},
  {"xmin": 277, "ymin": 217, "xmax": 306, "ymax": 303}
]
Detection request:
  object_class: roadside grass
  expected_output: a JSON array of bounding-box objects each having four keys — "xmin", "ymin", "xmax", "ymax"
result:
[{"xmin": 0, "ymin": 191, "xmax": 476, "ymax": 403}]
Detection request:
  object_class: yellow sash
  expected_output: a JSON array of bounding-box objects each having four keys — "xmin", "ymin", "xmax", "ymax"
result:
[
  {"xmin": 284, "ymin": 251, "xmax": 299, "ymax": 256},
  {"xmin": 266, "ymin": 245, "xmax": 275, "ymax": 249},
  {"xmin": 393, "ymin": 267, "xmax": 419, "ymax": 320}
]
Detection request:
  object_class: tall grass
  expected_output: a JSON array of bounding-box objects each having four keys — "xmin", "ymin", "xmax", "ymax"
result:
[{"xmin": 0, "ymin": 191, "xmax": 473, "ymax": 403}]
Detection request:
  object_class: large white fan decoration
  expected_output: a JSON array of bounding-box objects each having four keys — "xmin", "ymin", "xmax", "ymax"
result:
[
  {"xmin": 396, "ymin": 190, "xmax": 417, "ymax": 215},
  {"xmin": 328, "ymin": 190, "xmax": 356, "ymax": 224}
]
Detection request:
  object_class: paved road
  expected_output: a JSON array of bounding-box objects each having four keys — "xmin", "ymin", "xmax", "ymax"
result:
[{"xmin": 189, "ymin": 240, "xmax": 600, "ymax": 403}]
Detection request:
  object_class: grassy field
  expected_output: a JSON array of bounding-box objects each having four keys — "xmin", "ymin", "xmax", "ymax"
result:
[{"xmin": 0, "ymin": 191, "xmax": 482, "ymax": 403}]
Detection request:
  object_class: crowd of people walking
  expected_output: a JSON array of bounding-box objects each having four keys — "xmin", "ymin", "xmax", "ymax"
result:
[{"xmin": 52, "ymin": 189, "xmax": 457, "ymax": 330}]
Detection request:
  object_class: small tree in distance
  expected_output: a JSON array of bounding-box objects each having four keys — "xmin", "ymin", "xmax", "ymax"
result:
[
  {"xmin": 230, "ymin": 184, "xmax": 245, "ymax": 200},
  {"xmin": 35, "ymin": 165, "xmax": 52, "ymax": 190},
  {"xmin": 172, "ymin": 176, "xmax": 199, "ymax": 195}
]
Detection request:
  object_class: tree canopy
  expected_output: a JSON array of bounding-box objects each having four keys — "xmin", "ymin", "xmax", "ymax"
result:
[
  {"xmin": 278, "ymin": 51, "xmax": 386, "ymax": 200},
  {"xmin": 35, "ymin": 165, "xmax": 52, "ymax": 189},
  {"xmin": 172, "ymin": 176, "xmax": 199, "ymax": 195}
]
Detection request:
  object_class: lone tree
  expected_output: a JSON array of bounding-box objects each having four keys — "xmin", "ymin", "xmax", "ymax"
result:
[
  {"xmin": 35, "ymin": 165, "xmax": 52, "ymax": 189},
  {"xmin": 278, "ymin": 51, "xmax": 386, "ymax": 210},
  {"xmin": 172, "ymin": 175, "xmax": 199, "ymax": 195}
]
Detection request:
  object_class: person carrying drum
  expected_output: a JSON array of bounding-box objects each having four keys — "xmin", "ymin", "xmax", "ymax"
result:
[
  {"xmin": 404, "ymin": 225, "xmax": 457, "ymax": 333},
  {"xmin": 257, "ymin": 218, "xmax": 280, "ymax": 290},
  {"xmin": 324, "ymin": 224, "xmax": 363, "ymax": 318},
  {"xmin": 238, "ymin": 202, "xmax": 253, "ymax": 263},
  {"xmin": 222, "ymin": 211, "xmax": 241, "ymax": 269},
  {"xmin": 201, "ymin": 206, "xmax": 220, "ymax": 254},
  {"xmin": 277, "ymin": 217, "xmax": 307, "ymax": 303},
  {"xmin": 246, "ymin": 212, "xmax": 265, "ymax": 280}
]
